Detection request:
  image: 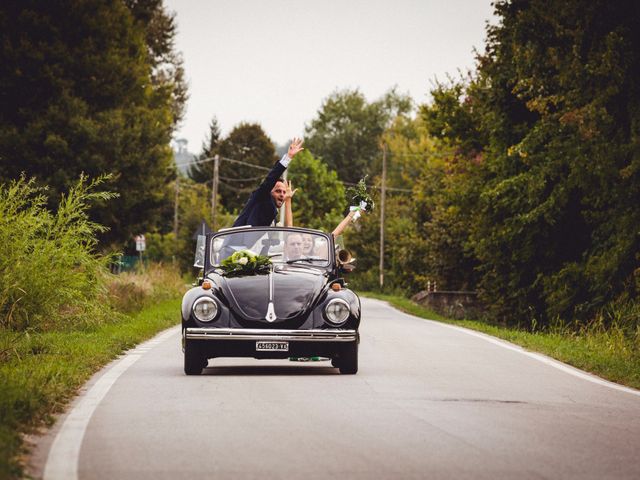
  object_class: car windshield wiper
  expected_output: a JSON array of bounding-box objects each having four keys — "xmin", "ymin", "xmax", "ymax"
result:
[{"xmin": 286, "ymin": 257, "xmax": 326, "ymax": 264}]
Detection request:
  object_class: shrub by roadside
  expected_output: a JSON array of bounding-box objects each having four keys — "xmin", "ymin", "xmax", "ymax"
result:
[
  {"xmin": 107, "ymin": 262, "xmax": 187, "ymax": 313},
  {"xmin": 0, "ymin": 176, "xmax": 188, "ymax": 479},
  {"xmin": 0, "ymin": 176, "xmax": 116, "ymax": 332}
]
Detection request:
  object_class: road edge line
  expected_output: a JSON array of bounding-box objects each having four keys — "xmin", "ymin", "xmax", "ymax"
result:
[
  {"xmin": 42, "ymin": 327, "xmax": 179, "ymax": 480},
  {"xmin": 370, "ymin": 298, "xmax": 640, "ymax": 398}
]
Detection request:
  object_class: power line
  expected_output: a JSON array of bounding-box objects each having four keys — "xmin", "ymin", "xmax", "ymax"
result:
[
  {"xmin": 174, "ymin": 156, "xmax": 213, "ymax": 168},
  {"xmin": 343, "ymin": 180, "xmax": 413, "ymax": 193},
  {"xmin": 369, "ymin": 150, "xmax": 458, "ymax": 159},
  {"xmin": 175, "ymin": 155, "xmax": 272, "ymax": 172},
  {"xmin": 175, "ymin": 154, "xmax": 414, "ymax": 192},
  {"xmin": 388, "ymin": 151, "xmax": 451, "ymax": 158},
  {"xmin": 219, "ymin": 156, "xmax": 271, "ymax": 171},
  {"xmin": 219, "ymin": 174, "xmax": 265, "ymax": 182}
]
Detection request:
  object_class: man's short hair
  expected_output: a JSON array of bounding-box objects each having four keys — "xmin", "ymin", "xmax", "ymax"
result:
[
  {"xmin": 277, "ymin": 177, "xmax": 285, "ymax": 183},
  {"xmin": 285, "ymin": 232, "xmax": 302, "ymax": 244}
]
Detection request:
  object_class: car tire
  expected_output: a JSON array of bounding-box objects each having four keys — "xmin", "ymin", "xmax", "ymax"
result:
[
  {"xmin": 339, "ymin": 341, "xmax": 358, "ymax": 374},
  {"xmin": 331, "ymin": 357, "xmax": 340, "ymax": 368},
  {"xmin": 184, "ymin": 341, "xmax": 206, "ymax": 375}
]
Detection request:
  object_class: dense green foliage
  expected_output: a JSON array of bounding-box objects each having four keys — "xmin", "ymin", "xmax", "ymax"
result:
[
  {"xmin": 0, "ymin": 172, "xmax": 185, "ymax": 478},
  {"xmin": 335, "ymin": 1, "xmax": 640, "ymax": 337},
  {"xmin": 0, "ymin": 176, "xmax": 116, "ymax": 331},
  {"xmin": 0, "ymin": 0, "xmax": 185, "ymax": 246},
  {"xmin": 417, "ymin": 0, "xmax": 640, "ymax": 327},
  {"xmin": 304, "ymin": 89, "xmax": 412, "ymax": 184},
  {"xmin": 144, "ymin": 175, "xmax": 233, "ymax": 271},
  {"xmin": 287, "ymin": 151, "xmax": 346, "ymax": 231}
]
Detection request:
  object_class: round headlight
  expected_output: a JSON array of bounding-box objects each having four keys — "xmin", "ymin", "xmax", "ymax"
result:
[
  {"xmin": 193, "ymin": 297, "xmax": 218, "ymax": 322},
  {"xmin": 325, "ymin": 299, "xmax": 350, "ymax": 325}
]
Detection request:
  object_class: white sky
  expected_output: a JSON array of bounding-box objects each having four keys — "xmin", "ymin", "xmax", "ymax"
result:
[{"xmin": 165, "ymin": 0, "xmax": 495, "ymax": 152}]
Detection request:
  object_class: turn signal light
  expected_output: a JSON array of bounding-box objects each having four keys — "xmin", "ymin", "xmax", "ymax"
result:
[
  {"xmin": 202, "ymin": 280, "xmax": 212, "ymax": 290},
  {"xmin": 331, "ymin": 283, "xmax": 342, "ymax": 291}
]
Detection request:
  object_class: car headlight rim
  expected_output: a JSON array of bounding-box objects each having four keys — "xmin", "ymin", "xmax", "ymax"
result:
[
  {"xmin": 324, "ymin": 298, "xmax": 350, "ymax": 326},
  {"xmin": 192, "ymin": 297, "xmax": 219, "ymax": 322}
]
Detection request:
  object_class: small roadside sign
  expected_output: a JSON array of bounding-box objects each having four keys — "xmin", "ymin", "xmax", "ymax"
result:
[{"xmin": 135, "ymin": 234, "xmax": 146, "ymax": 252}]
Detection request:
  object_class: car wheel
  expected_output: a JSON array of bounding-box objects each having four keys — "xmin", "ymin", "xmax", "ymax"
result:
[
  {"xmin": 331, "ymin": 357, "xmax": 340, "ymax": 368},
  {"xmin": 339, "ymin": 341, "xmax": 358, "ymax": 374},
  {"xmin": 184, "ymin": 341, "xmax": 206, "ymax": 375}
]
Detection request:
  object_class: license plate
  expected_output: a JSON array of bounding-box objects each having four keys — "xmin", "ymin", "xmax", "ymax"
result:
[{"xmin": 256, "ymin": 341, "xmax": 289, "ymax": 352}]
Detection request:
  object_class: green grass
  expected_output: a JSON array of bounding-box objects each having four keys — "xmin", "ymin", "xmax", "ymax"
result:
[
  {"xmin": 0, "ymin": 298, "xmax": 181, "ymax": 480},
  {"xmin": 362, "ymin": 292, "xmax": 640, "ymax": 391}
]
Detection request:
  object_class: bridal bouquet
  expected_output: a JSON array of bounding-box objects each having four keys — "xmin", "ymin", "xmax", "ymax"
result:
[
  {"xmin": 220, "ymin": 250, "xmax": 271, "ymax": 277},
  {"xmin": 346, "ymin": 176, "xmax": 374, "ymax": 220}
]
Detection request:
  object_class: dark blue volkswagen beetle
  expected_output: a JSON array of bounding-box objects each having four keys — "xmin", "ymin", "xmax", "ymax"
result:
[{"xmin": 181, "ymin": 226, "xmax": 361, "ymax": 375}]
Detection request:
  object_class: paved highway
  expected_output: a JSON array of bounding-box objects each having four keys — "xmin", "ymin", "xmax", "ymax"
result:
[{"xmin": 33, "ymin": 298, "xmax": 640, "ymax": 479}]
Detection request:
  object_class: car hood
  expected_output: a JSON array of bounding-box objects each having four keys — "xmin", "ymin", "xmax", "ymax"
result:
[{"xmin": 214, "ymin": 266, "xmax": 327, "ymax": 322}]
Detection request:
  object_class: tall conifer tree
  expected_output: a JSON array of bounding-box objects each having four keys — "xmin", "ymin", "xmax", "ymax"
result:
[{"xmin": 0, "ymin": 0, "xmax": 186, "ymax": 246}]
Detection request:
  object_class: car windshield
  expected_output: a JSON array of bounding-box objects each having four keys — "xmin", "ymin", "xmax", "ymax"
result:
[{"xmin": 210, "ymin": 229, "xmax": 331, "ymax": 267}]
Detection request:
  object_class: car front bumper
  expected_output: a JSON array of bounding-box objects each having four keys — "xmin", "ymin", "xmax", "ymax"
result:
[{"xmin": 185, "ymin": 327, "xmax": 357, "ymax": 342}]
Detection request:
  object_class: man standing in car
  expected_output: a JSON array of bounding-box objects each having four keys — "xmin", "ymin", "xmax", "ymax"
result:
[{"xmin": 232, "ymin": 137, "xmax": 304, "ymax": 227}]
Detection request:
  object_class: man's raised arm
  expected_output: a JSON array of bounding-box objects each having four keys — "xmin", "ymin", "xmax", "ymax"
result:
[{"xmin": 255, "ymin": 137, "xmax": 304, "ymax": 196}]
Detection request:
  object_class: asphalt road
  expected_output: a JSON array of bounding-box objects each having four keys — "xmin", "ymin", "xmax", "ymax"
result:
[{"xmin": 33, "ymin": 298, "xmax": 640, "ymax": 480}]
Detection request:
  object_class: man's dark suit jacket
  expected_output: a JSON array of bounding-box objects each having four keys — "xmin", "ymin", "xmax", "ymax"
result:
[{"xmin": 232, "ymin": 158, "xmax": 286, "ymax": 227}]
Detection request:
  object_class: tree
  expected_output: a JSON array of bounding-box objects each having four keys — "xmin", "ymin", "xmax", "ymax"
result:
[
  {"xmin": 0, "ymin": 0, "xmax": 185, "ymax": 246},
  {"xmin": 421, "ymin": 0, "xmax": 640, "ymax": 326},
  {"xmin": 304, "ymin": 88, "xmax": 412, "ymax": 184},
  {"xmin": 342, "ymin": 113, "xmax": 475, "ymax": 295},
  {"xmin": 287, "ymin": 151, "xmax": 346, "ymax": 231},
  {"xmin": 125, "ymin": 0, "xmax": 188, "ymax": 126},
  {"xmin": 216, "ymin": 123, "xmax": 278, "ymax": 212},
  {"xmin": 188, "ymin": 116, "xmax": 221, "ymax": 184},
  {"xmin": 145, "ymin": 176, "xmax": 234, "ymax": 271}
]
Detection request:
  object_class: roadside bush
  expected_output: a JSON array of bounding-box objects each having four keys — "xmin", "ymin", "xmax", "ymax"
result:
[
  {"xmin": 107, "ymin": 262, "xmax": 186, "ymax": 312},
  {"xmin": 0, "ymin": 176, "xmax": 117, "ymax": 331}
]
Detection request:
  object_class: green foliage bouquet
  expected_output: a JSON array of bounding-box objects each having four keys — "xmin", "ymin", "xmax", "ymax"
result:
[
  {"xmin": 347, "ymin": 176, "xmax": 375, "ymax": 211},
  {"xmin": 220, "ymin": 250, "xmax": 272, "ymax": 277},
  {"xmin": 346, "ymin": 176, "xmax": 374, "ymax": 219}
]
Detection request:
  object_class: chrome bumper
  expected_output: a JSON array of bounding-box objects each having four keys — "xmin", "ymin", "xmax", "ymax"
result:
[{"xmin": 185, "ymin": 328, "xmax": 357, "ymax": 342}]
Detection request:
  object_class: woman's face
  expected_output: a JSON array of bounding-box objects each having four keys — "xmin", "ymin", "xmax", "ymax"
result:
[{"xmin": 301, "ymin": 234, "xmax": 314, "ymax": 255}]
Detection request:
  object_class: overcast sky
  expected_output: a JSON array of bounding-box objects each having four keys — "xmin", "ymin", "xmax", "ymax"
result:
[{"xmin": 164, "ymin": 0, "xmax": 495, "ymax": 152}]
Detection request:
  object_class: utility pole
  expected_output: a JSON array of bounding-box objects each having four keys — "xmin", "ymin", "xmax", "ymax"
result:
[
  {"xmin": 379, "ymin": 143, "xmax": 387, "ymax": 290},
  {"xmin": 211, "ymin": 154, "xmax": 220, "ymax": 231},
  {"xmin": 173, "ymin": 176, "xmax": 179, "ymax": 239}
]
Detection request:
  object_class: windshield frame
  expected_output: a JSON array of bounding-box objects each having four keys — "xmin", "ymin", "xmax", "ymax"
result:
[{"xmin": 206, "ymin": 226, "xmax": 334, "ymax": 272}]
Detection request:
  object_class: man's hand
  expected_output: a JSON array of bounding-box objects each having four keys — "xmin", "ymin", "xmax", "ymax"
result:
[
  {"xmin": 285, "ymin": 180, "xmax": 298, "ymax": 201},
  {"xmin": 288, "ymin": 137, "xmax": 304, "ymax": 158}
]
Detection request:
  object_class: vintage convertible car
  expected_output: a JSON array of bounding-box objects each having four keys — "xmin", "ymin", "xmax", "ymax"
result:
[{"xmin": 181, "ymin": 226, "xmax": 361, "ymax": 375}]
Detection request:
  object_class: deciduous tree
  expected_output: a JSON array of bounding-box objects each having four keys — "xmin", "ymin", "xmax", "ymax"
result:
[
  {"xmin": 304, "ymin": 88, "xmax": 412, "ymax": 184},
  {"xmin": 287, "ymin": 151, "xmax": 346, "ymax": 231}
]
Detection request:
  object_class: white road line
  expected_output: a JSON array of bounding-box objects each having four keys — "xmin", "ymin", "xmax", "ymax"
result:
[
  {"xmin": 43, "ymin": 327, "xmax": 179, "ymax": 480},
  {"xmin": 386, "ymin": 301, "xmax": 640, "ymax": 398}
]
